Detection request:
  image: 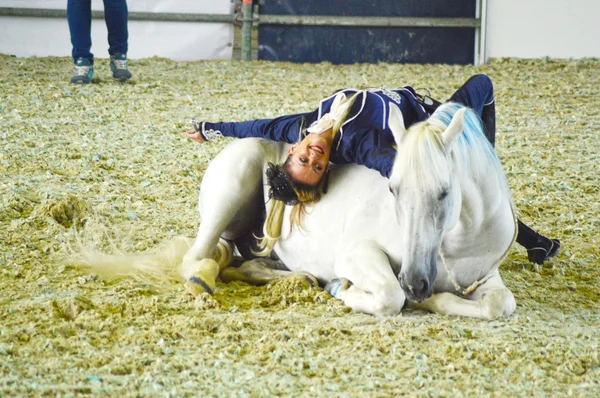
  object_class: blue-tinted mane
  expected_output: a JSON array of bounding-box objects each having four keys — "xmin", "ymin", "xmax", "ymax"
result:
[
  {"xmin": 394, "ymin": 102, "xmax": 510, "ymax": 198},
  {"xmin": 431, "ymin": 102, "xmax": 509, "ymax": 192},
  {"xmin": 430, "ymin": 102, "xmax": 496, "ymax": 163}
]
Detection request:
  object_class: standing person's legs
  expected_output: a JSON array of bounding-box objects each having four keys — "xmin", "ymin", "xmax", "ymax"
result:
[
  {"xmin": 102, "ymin": 0, "xmax": 129, "ymax": 56},
  {"xmin": 103, "ymin": 0, "xmax": 131, "ymax": 81},
  {"xmin": 67, "ymin": 0, "xmax": 94, "ymax": 63}
]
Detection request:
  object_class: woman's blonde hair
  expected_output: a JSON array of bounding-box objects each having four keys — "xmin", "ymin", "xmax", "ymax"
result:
[
  {"xmin": 255, "ymin": 91, "xmax": 358, "ymax": 256},
  {"xmin": 255, "ymin": 159, "xmax": 328, "ymax": 257}
]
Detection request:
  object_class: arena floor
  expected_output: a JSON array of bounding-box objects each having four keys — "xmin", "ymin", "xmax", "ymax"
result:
[{"xmin": 0, "ymin": 55, "xmax": 598, "ymax": 396}]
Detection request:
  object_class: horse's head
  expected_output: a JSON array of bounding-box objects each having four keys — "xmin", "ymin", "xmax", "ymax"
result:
[{"xmin": 388, "ymin": 103, "xmax": 466, "ymax": 303}]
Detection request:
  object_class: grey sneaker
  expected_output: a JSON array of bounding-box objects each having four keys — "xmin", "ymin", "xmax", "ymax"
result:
[
  {"xmin": 110, "ymin": 53, "xmax": 132, "ymax": 82},
  {"xmin": 71, "ymin": 58, "xmax": 93, "ymax": 84}
]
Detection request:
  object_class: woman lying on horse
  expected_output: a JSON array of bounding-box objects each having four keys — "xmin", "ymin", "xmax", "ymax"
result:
[{"xmin": 187, "ymin": 74, "xmax": 559, "ymax": 265}]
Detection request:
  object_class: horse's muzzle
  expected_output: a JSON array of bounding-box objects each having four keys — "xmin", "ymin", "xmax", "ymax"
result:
[{"xmin": 398, "ymin": 267, "xmax": 436, "ymax": 303}]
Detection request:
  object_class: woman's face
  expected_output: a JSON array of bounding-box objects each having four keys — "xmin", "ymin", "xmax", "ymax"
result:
[{"xmin": 286, "ymin": 132, "xmax": 333, "ymax": 186}]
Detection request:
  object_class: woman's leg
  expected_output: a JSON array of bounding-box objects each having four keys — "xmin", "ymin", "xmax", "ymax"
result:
[
  {"xmin": 517, "ymin": 221, "xmax": 561, "ymax": 265},
  {"xmin": 449, "ymin": 74, "xmax": 496, "ymax": 146},
  {"xmin": 480, "ymin": 100, "xmax": 496, "ymax": 147},
  {"xmin": 450, "ymin": 74, "xmax": 560, "ymax": 264},
  {"xmin": 67, "ymin": 0, "xmax": 94, "ymax": 63},
  {"xmin": 103, "ymin": 0, "xmax": 129, "ymax": 56}
]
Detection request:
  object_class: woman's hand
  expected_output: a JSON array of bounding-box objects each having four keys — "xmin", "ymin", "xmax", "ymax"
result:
[{"xmin": 187, "ymin": 130, "xmax": 206, "ymax": 143}]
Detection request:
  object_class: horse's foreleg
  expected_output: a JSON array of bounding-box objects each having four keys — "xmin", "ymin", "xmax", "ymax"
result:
[
  {"xmin": 182, "ymin": 192, "xmax": 256, "ymax": 296},
  {"xmin": 182, "ymin": 237, "xmax": 234, "ymax": 296},
  {"xmin": 220, "ymin": 258, "xmax": 319, "ymax": 288},
  {"xmin": 183, "ymin": 199, "xmax": 262, "ymax": 296},
  {"xmin": 182, "ymin": 141, "xmax": 266, "ymax": 296},
  {"xmin": 408, "ymin": 272, "xmax": 516, "ymax": 320},
  {"xmin": 326, "ymin": 241, "xmax": 405, "ymax": 316}
]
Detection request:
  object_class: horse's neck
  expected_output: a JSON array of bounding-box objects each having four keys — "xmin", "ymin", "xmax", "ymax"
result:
[
  {"xmin": 459, "ymin": 177, "xmax": 489, "ymax": 230},
  {"xmin": 448, "ymin": 161, "xmax": 513, "ymax": 253}
]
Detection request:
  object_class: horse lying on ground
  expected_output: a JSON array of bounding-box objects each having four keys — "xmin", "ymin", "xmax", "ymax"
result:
[
  {"xmin": 176, "ymin": 102, "xmax": 517, "ymax": 319},
  {"xmin": 80, "ymin": 102, "xmax": 517, "ymax": 320}
]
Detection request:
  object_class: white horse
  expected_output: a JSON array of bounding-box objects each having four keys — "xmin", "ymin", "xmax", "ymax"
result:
[{"xmin": 179, "ymin": 102, "xmax": 517, "ymax": 319}]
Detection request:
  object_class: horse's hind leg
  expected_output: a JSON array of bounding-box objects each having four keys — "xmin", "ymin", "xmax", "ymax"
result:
[
  {"xmin": 408, "ymin": 271, "xmax": 516, "ymax": 320},
  {"xmin": 220, "ymin": 258, "xmax": 319, "ymax": 288},
  {"xmin": 326, "ymin": 241, "xmax": 405, "ymax": 316}
]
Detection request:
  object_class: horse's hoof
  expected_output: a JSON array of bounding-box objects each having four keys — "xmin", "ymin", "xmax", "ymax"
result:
[
  {"xmin": 218, "ymin": 267, "xmax": 238, "ymax": 284},
  {"xmin": 183, "ymin": 259, "xmax": 219, "ymax": 296},
  {"xmin": 185, "ymin": 275, "xmax": 215, "ymax": 296},
  {"xmin": 295, "ymin": 272, "xmax": 319, "ymax": 288},
  {"xmin": 325, "ymin": 278, "xmax": 351, "ymax": 298}
]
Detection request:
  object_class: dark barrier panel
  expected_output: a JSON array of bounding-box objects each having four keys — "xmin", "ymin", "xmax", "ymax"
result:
[{"xmin": 258, "ymin": 0, "xmax": 477, "ymax": 65}]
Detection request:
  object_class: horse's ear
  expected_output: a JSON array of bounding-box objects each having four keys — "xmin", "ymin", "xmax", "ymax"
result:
[
  {"xmin": 442, "ymin": 107, "xmax": 466, "ymax": 147},
  {"xmin": 388, "ymin": 102, "xmax": 407, "ymax": 146}
]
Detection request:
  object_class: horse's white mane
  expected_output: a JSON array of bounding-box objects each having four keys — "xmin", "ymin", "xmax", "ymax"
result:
[{"xmin": 396, "ymin": 116, "xmax": 448, "ymax": 190}]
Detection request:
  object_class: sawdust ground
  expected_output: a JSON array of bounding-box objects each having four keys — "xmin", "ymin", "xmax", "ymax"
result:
[{"xmin": 0, "ymin": 55, "xmax": 598, "ymax": 396}]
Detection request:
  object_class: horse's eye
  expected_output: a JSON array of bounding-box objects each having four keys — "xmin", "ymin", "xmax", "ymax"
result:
[
  {"xmin": 438, "ymin": 189, "xmax": 449, "ymax": 201},
  {"xmin": 389, "ymin": 186, "xmax": 393, "ymax": 194}
]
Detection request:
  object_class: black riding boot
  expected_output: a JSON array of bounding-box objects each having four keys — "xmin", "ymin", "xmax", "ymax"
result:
[{"xmin": 517, "ymin": 220, "xmax": 561, "ymax": 265}]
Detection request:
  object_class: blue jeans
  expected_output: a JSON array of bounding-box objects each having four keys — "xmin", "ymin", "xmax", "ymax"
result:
[{"xmin": 67, "ymin": 0, "xmax": 129, "ymax": 64}]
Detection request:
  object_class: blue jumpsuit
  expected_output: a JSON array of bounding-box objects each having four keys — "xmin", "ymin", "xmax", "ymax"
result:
[{"xmin": 200, "ymin": 74, "xmax": 495, "ymax": 178}]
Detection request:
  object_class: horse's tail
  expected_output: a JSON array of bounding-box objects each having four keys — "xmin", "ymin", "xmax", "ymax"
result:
[{"xmin": 67, "ymin": 235, "xmax": 194, "ymax": 287}]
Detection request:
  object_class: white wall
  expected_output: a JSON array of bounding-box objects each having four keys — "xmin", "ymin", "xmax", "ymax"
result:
[
  {"xmin": 1, "ymin": 0, "xmax": 598, "ymax": 62},
  {"xmin": 486, "ymin": 0, "xmax": 600, "ymax": 59},
  {"xmin": 0, "ymin": 0, "xmax": 234, "ymax": 61}
]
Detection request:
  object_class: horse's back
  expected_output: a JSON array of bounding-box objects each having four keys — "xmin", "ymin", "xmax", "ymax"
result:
[{"xmin": 274, "ymin": 163, "xmax": 403, "ymax": 280}]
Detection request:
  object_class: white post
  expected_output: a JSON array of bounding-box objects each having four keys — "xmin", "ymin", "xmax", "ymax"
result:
[{"xmin": 474, "ymin": 0, "xmax": 488, "ymax": 65}]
